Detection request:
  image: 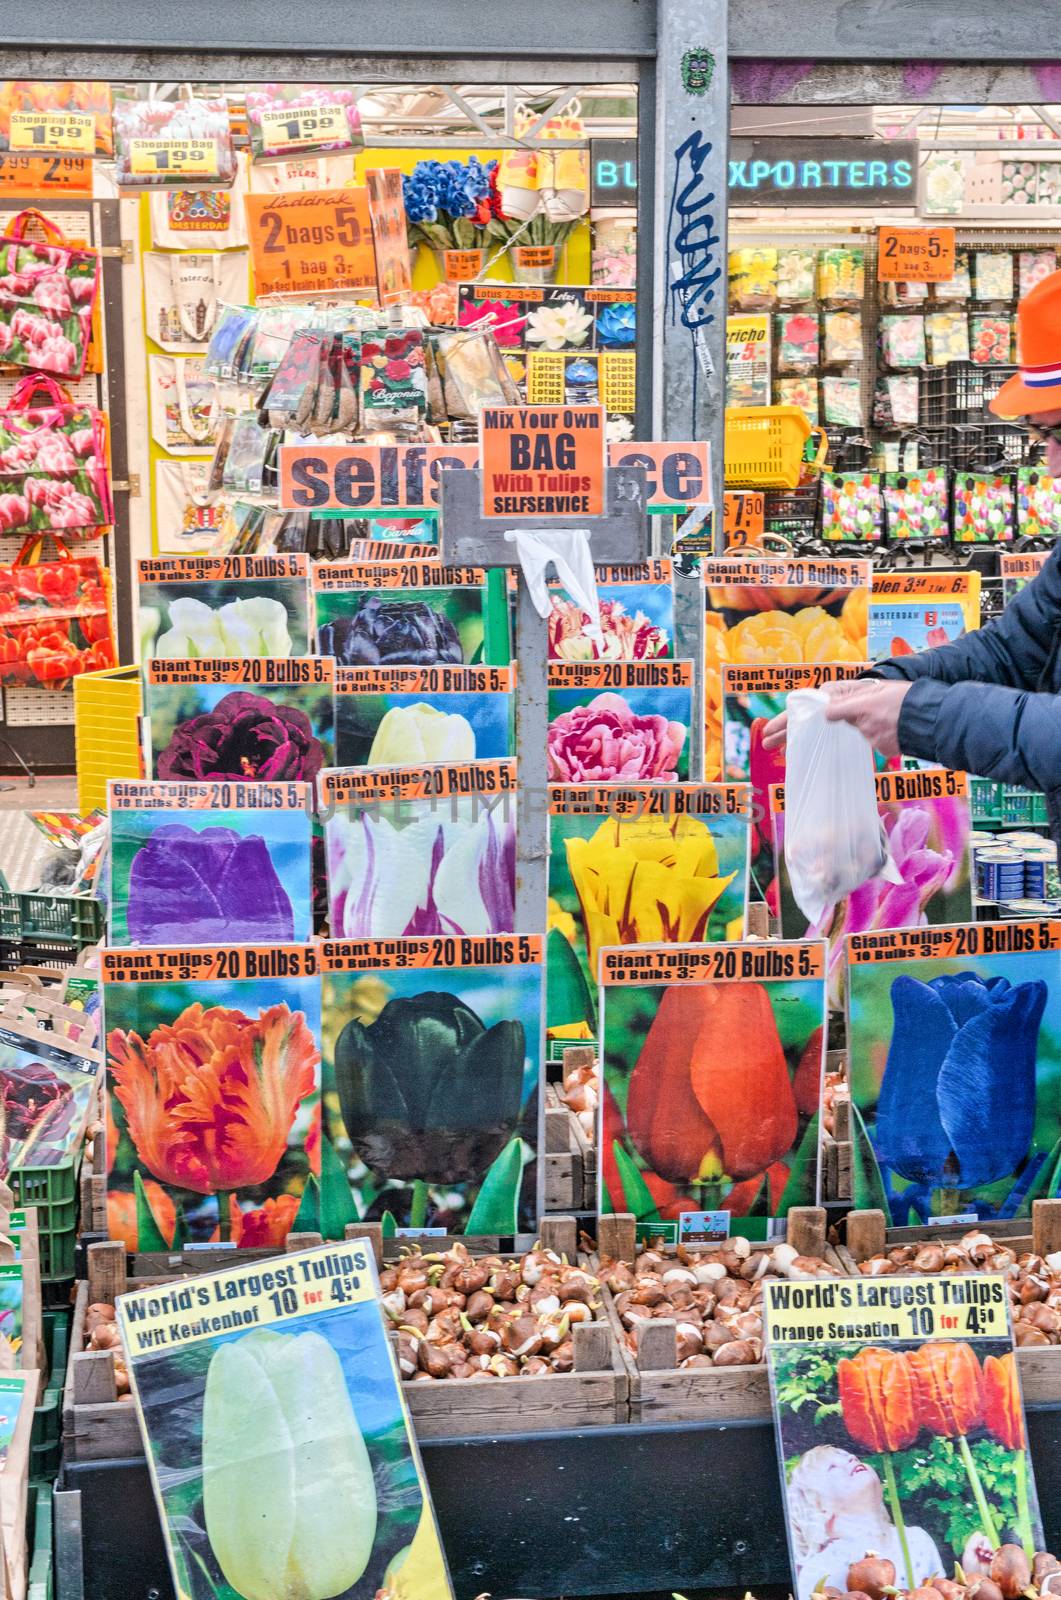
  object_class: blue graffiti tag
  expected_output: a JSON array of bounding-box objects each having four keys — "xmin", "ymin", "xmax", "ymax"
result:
[{"xmin": 667, "ymin": 129, "xmax": 722, "ymax": 333}]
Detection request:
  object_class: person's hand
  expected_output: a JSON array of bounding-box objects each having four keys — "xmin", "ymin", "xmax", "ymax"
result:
[
  {"xmin": 822, "ymin": 679, "xmax": 912, "ymax": 759},
  {"xmin": 760, "ymin": 678, "xmax": 877, "ymax": 753}
]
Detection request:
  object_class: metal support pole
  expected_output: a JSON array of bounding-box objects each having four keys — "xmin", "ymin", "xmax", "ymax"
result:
[
  {"xmin": 656, "ymin": 0, "xmax": 729, "ymax": 778},
  {"xmin": 514, "ymin": 577, "xmax": 549, "ymax": 936}
]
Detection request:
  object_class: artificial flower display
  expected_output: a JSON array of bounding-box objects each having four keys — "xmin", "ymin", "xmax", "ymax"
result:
[{"xmin": 402, "ymin": 157, "xmax": 509, "ymax": 255}]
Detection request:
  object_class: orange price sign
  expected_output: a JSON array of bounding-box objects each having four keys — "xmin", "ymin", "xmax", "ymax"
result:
[
  {"xmin": 479, "ymin": 403, "xmax": 606, "ymax": 518},
  {"xmin": 0, "ymin": 154, "xmax": 92, "ymax": 197},
  {"xmin": 723, "ymin": 490, "xmax": 765, "ymax": 547},
  {"xmin": 245, "ymin": 188, "xmax": 377, "ymax": 299},
  {"xmin": 878, "ymin": 225, "xmax": 956, "ymax": 283}
]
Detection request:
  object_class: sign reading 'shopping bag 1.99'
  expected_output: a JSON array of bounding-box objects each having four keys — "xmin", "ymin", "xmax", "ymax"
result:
[{"xmin": 479, "ymin": 404, "xmax": 606, "ymax": 518}]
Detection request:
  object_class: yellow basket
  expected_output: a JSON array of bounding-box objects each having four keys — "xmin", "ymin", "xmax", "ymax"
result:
[
  {"xmin": 73, "ymin": 666, "xmax": 143, "ymax": 813},
  {"xmin": 724, "ymin": 406, "xmax": 829, "ymax": 489}
]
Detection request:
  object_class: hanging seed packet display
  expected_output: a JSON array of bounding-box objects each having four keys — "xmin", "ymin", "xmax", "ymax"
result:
[
  {"xmin": 721, "ymin": 662, "xmax": 869, "ymax": 915},
  {"xmin": 773, "ymin": 770, "xmax": 973, "ymax": 1008},
  {"xmin": 320, "ymin": 761, "xmax": 516, "ymax": 939},
  {"xmin": 703, "ymin": 557, "xmax": 872, "ymax": 782},
  {"xmin": 869, "ymin": 572, "xmax": 981, "ymax": 659},
  {"xmin": 108, "ymin": 779, "xmax": 313, "ymax": 946},
  {"xmin": 118, "ymin": 1239, "xmax": 454, "ymax": 1600},
  {"xmin": 313, "ymin": 559, "xmax": 486, "ymax": 666},
  {"xmin": 335, "ymin": 664, "xmax": 514, "ymax": 767},
  {"xmin": 546, "ymin": 784, "xmax": 752, "ymax": 1048},
  {"xmin": 321, "ymin": 936, "xmax": 542, "ymax": 1236},
  {"xmin": 144, "ymin": 657, "xmax": 335, "ymax": 782},
  {"xmin": 547, "ymin": 661, "xmax": 693, "ymax": 784},
  {"xmin": 548, "ymin": 558, "xmax": 674, "ymax": 662},
  {"xmin": 764, "ymin": 1275, "xmax": 1042, "ymax": 1600},
  {"xmin": 846, "ymin": 920, "xmax": 1061, "ymax": 1226},
  {"xmin": 102, "ymin": 943, "xmax": 321, "ymax": 1251},
  {"xmin": 0, "ymin": 1017, "xmax": 102, "ymax": 1179},
  {"xmin": 599, "ymin": 941, "xmax": 827, "ymax": 1242},
  {"xmin": 137, "ymin": 553, "xmax": 312, "ymax": 660}
]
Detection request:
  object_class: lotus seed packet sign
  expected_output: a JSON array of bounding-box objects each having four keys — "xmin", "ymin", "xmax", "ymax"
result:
[
  {"xmin": 144, "ymin": 657, "xmax": 335, "ymax": 783},
  {"xmin": 0, "ymin": 1018, "xmax": 102, "ymax": 1179},
  {"xmin": 599, "ymin": 940, "xmax": 827, "ymax": 1243},
  {"xmin": 319, "ymin": 761, "xmax": 516, "ymax": 940},
  {"xmin": 321, "ymin": 936, "xmax": 542, "ymax": 1235},
  {"xmin": 107, "ymin": 780, "xmax": 313, "ymax": 946},
  {"xmin": 312, "ymin": 559, "xmax": 489, "ymax": 666},
  {"xmin": 764, "ymin": 1272, "xmax": 1042, "ymax": 1600},
  {"xmin": 546, "ymin": 784, "xmax": 752, "ymax": 1052},
  {"xmin": 547, "ymin": 558, "xmax": 674, "ymax": 661},
  {"xmin": 101, "ymin": 943, "xmax": 321, "ymax": 1252},
  {"xmin": 846, "ymin": 920, "xmax": 1061, "ymax": 1227},
  {"xmin": 547, "ymin": 661, "xmax": 694, "ymax": 784},
  {"xmin": 772, "ymin": 770, "xmax": 973, "ymax": 1008},
  {"xmin": 117, "ymin": 1239, "xmax": 454, "ymax": 1600},
  {"xmin": 868, "ymin": 571, "xmax": 981, "ymax": 659},
  {"xmin": 703, "ymin": 557, "xmax": 871, "ymax": 782},
  {"xmin": 335, "ymin": 664, "xmax": 514, "ymax": 767},
  {"xmin": 137, "ymin": 554, "xmax": 312, "ymax": 661}
]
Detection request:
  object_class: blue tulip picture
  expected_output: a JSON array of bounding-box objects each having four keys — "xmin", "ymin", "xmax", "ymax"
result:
[{"xmin": 848, "ymin": 948, "xmax": 1061, "ymax": 1225}]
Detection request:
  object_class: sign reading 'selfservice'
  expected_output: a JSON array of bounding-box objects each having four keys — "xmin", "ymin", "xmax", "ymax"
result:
[{"xmin": 729, "ymin": 138, "xmax": 916, "ymax": 207}]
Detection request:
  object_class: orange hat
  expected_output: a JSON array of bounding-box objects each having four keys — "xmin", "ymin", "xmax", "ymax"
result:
[{"xmin": 991, "ymin": 270, "xmax": 1061, "ymax": 417}]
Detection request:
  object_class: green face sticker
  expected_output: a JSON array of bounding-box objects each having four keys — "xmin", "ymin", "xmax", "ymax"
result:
[{"xmin": 682, "ymin": 48, "xmax": 716, "ymax": 95}]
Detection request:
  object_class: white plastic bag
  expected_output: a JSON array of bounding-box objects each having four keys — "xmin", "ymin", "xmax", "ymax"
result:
[
  {"xmin": 783, "ymin": 687, "xmax": 896, "ymax": 923},
  {"xmin": 504, "ymin": 527, "xmax": 603, "ymax": 642}
]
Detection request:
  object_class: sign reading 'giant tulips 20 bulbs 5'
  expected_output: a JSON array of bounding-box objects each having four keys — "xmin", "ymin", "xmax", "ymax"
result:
[{"xmin": 117, "ymin": 1240, "xmax": 454, "ymax": 1600}]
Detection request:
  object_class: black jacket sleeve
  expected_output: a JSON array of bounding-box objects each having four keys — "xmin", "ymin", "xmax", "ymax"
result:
[{"xmin": 869, "ymin": 545, "xmax": 1061, "ymax": 793}]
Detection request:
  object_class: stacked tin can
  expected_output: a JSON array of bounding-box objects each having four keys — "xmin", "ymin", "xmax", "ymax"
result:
[{"xmin": 973, "ymin": 832, "xmax": 1060, "ymax": 913}]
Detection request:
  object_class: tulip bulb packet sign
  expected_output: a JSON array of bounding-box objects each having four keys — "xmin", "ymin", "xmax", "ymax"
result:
[
  {"xmin": 0, "ymin": 1017, "xmax": 102, "ymax": 1180},
  {"xmin": 144, "ymin": 657, "xmax": 335, "ymax": 783},
  {"xmin": 546, "ymin": 784, "xmax": 752, "ymax": 1048},
  {"xmin": 101, "ymin": 943, "xmax": 321, "ymax": 1252},
  {"xmin": 320, "ymin": 762, "xmax": 517, "ymax": 940},
  {"xmin": 334, "ymin": 664, "xmax": 514, "ymax": 768},
  {"xmin": 763, "ymin": 1272, "xmax": 1042, "ymax": 1600},
  {"xmin": 703, "ymin": 558, "xmax": 872, "ymax": 783},
  {"xmin": 547, "ymin": 661, "xmax": 694, "ymax": 784},
  {"xmin": 1001, "ymin": 552, "xmax": 1050, "ymax": 605},
  {"xmin": 137, "ymin": 554, "xmax": 312, "ymax": 662},
  {"xmin": 598, "ymin": 940, "xmax": 827, "ymax": 1242},
  {"xmin": 107, "ymin": 780, "xmax": 314, "ymax": 946},
  {"xmin": 772, "ymin": 770, "xmax": 973, "ymax": 1009},
  {"xmin": 321, "ymin": 936, "xmax": 542, "ymax": 1235},
  {"xmin": 869, "ymin": 570, "xmax": 981, "ymax": 659},
  {"xmin": 117, "ymin": 1240, "xmax": 454, "ymax": 1600},
  {"xmin": 846, "ymin": 920, "xmax": 1061, "ymax": 1227},
  {"xmin": 547, "ymin": 559, "xmax": 674, "ymax": 662},
  {"xmin": 312, "ymin": 560, "xmax": 489, "ymax": 667}
]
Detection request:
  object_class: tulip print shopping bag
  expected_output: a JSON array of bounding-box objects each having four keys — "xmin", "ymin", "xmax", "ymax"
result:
[
  {"xmin": 0, "ymin": 535, "xmax": 116, "ymax": 689},
  {"xmin": 0, "ymin": 211, "xmax": 100, "ymax": 378},
  {"xmin": 0, "ymin": 374, "xmax": 113, "ymax": 537}
]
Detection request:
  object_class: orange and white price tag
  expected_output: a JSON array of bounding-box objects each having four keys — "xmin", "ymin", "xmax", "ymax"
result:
[
  {"xmin": 0, "ymin": 155, "xmax": 92, "ymax": 196},
  {"xmin": 128, "ymin": 138, "xmax": 218, "ymax": 178},
  {"xmin": 723, "ymin": 490, "xmax": 765, "ymax": 547},
  {"xmin": 878, "ymin": 225, "xmax": 956, "ymax": 282},
  {"xmin": 246, "ymin": 188, "xmax": 376, "ymax": 299},
  {"xmin": 9, "ymin": 110, "xmax": 95, "ymax": 155}
]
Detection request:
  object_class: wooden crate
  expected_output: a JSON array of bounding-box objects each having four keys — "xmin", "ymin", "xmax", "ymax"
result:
[
  {"xmin": 838, "ymin": 1202, "xmax": 1061, "ymax": 1405},
  {"xmin": 66, "ymin": 1220, "xmax": 629, "ymax": 1457},
  {"xmin": 596, "ymin": 1208, "xmax": 847, "ymax": 1425},
  {"xmin": 543, "ymin": 1084, "xmax": 595, "ymax": 1212},
  {"xmin": 820, "ymin": 1098, "xmax": 852, "ymax": 1203}
]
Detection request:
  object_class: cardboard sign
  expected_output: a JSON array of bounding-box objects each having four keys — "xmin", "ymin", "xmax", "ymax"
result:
[
  {"xmin": 118, "ymin": 1243, "xmax": 455, "ymax": 1600},
  {"xmin": 703, "ymin": 556, "xmax": 873, "ymax": 588},
  {"xmin": 101, "ymin": 943, "xmax": 319, "ymax": 983},
  {"xmin": 109, "ymin": 779, "xmax": 310, "ymax": 812},
  {"xmin": 764, "ymin": 1273, "xmax": 1040, "ymax": 1600},
  {"xmin": 322, "ymin": 935, "xmax": 540, "ymax": 972},
  {"xmin": 608, "ymin": 442, "xmax": 710, "ymax": 512},
  {"xmin": 479, "ymin": 404, "xmax": 606, "ymax": 518},
  {"xmin": 246, "ymin": 188, "xmax": 376, "ymax": 298},
  {"xmin": 279, "ymin": 442, "xmax": 477, "ymax": 513},
  {"xmin": 366, "ymin": 166, "xmax": 413, "ymax": 305},
  {"xmin": 9, "ymin": 110, "xmax": 95, "ymax": 155},
  {"xmin": 0, "ymin": 153, "xmax": 92, "ymax": 195},
  {"xmin": 1002, "ymin": 549, "xmax": 1049, "ymax": 602},
  {"xmin": 320, "ymin": 757, "xmax": 516, "ymax": 807},
  {"xmin": 128, "ymin": 138, "xmax": 219, "ymax": 178},
  {"xmin": 723, "ymin": 490, "xmax": 765, "ymax": 547},
  {"xmin": 137, "ymin": 555, "xmax": 309, "ymax": 583},
  {"xmin": 146, "ymin": 656, "xmax": 333, "ymax": 688},
  {"xmin": 878, "ymin": 224, "xmax": 956, "ymax": 282}
]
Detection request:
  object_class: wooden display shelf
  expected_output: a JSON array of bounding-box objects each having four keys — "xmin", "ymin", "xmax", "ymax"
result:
[
  {"xmin": 543, "ymin": 1083, "xmax": 595, "ymax": 1213},
  {"xmin": 594, "ymin": 1207, "xmax": 846, "ymax": 1425}
]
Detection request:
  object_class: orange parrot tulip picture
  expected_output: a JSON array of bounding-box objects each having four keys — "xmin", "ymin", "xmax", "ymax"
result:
[{"xmin": 599, "ymin": 958, "xmax": 826, "ymax": 1237}]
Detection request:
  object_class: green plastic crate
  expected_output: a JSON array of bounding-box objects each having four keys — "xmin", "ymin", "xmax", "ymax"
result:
[
  {"xmin": 12, "ymin": 1158, "xmax": 79, "ymax": 1284},
  {"xmin": 26, "ymin": 1482, "xmax": 52, "ymax": 1600},
  {"xmin": 970, "ymin": 777, "xmax": 1002, "ymax": 823},
  {"xmin": 0, "ymin": 891, "xmax": 101, "ymax": 947},
  {"xmin": 31, "ymin": 1310, "xmax": 70, "ymax": 1484}
]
